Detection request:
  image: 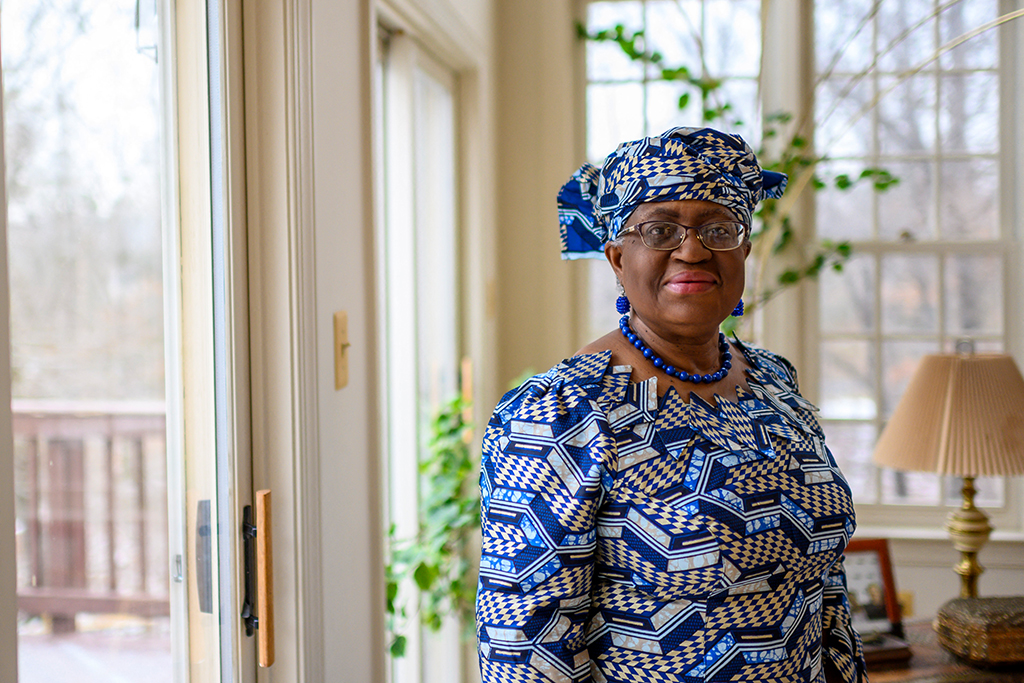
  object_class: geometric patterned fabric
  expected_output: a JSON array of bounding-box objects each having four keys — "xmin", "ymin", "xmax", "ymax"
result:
[
  {"xmin": 476, "ymin": 341, "xmax": 868, "ymax": 682},
  {"xmin": 557, "ymin": 127, "xmax": 788, "ymax": 260}
]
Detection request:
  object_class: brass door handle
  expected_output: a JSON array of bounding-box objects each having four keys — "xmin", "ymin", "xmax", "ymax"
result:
[{"xmin": 255, "ymin": 489, "xmax": 274, "ymax": 667}]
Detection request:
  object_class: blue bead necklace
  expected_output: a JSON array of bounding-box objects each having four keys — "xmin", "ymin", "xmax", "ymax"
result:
[{"xmin": 619, "ymin": 315, "xmax": 732, "ymax": 384}]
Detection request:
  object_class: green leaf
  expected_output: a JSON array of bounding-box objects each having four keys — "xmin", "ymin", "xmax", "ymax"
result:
[
  {"xmin": 390, "ymin": 635, "xmax": 407, "ymax": 658},
  {"xmin": 677, "ymin": 92, "xmax": 690, "ymax": 110},
  {"xmin": 661, "ymin": 66, "xmax": 691, "ymax": 80},
  {"xmin": 778, "ymin": 269, "xmax": 800, "ymax": 285},
  {"xmin": 414, "ymin": 562, "xmax": 439, "ymax": 591},
  {"xmin": 834, "ymin": 174, "xmax": 852, "ymax": 190}
]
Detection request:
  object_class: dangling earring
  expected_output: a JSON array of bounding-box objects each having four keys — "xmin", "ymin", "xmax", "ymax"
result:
[
  {"xmin": 731, "ymin": 299, "xmax": 745, "ymax": 317},
  {"xmin": 616, "ymin": 294, "xmax": 631, "ymax": 315}
]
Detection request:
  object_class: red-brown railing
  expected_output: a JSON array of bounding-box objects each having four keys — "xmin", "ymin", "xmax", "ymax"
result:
[{"xmin": 13, "ymin": 400, "xmax": 170, "ymax": 631}]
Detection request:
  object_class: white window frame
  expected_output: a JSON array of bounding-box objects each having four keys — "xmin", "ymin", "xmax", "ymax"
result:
[
  {"xmin": 581, "ymin": 0, "xmax": 1024, "ymax": 538},
  {"xmin": 794, "ymin": 0, "xmax": 1024, "ymax": 537}
]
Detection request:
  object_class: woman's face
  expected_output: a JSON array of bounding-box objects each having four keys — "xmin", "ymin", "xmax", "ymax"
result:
[{"xmin": 606, "ymin": 199, "xmax": 749, "ymax": 337}]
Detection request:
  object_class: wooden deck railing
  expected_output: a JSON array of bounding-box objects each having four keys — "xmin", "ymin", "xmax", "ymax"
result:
[{"xmin": 13, "ymin": 400, "xmax": 170, "ymax": 631}]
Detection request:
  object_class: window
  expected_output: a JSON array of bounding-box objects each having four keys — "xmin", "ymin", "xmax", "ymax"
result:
[
  {"xmin": 814, "ymin": 0, "xmax": 1009, "ymax": 514},
  {"xmin": 376, "ymin": 26, "xmax": 465, "ymax": 682},
  {"xmin": 582, "ymin": 0, "xmax": 1022, "ymax": 530}
]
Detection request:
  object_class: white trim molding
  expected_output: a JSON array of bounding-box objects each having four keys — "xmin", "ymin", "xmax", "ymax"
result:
[{"xmin": 243, "ymin": 0, "xmax": 329, "ymax": 679}]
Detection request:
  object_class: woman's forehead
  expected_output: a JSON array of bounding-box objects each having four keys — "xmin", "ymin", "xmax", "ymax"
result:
[{"xmin": 628, "ymin": 200, "xmax": 737, "ymax": 223}]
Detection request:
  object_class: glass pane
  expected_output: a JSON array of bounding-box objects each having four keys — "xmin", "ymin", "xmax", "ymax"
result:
[
  {"xmin": 815, "ymin": 0, "xmax": 876, "ymax": 74},
  {"xmin": 881, "ymin": 254, "xmax": 939, "ymax": 334},
  {"xmin": 646, "ymin": 80, "xmax": 694, "ymax": 136},
  {"xmin": 587, "ymin": 82, "xmax": 645, "ymax": 162},
  {"xmin": 586, "ymin": 1, "xmax": 645, "ymax": 81},
  {"xmin": 945, "ymin": 254, "xmax": 1003, "ymax": 337},
  {"xmin": 414, "ymin": 64, "xmax": 460, "ymax": 408},
  {"xmin": 939, "ymin": 0, "xmax": 998, "ymax": 70},
  {"xmin": 881, "ymin": 339, "xmax": 939, "ymax": 418},
  {"xmin": 877, "ymin": 161, "xmax": 935, "ymax": 241},
  {"xmin": 821, "ymin": 420, "xmax": 878, "ymax": 504},
  {"xmin": 877, "ymin": 75, "xmax": 936, "ymax": 156},
  {"xmin": 939, "ymin": 73, "xmax": 998, "ymax": 154},
  {"xmin": 646, "ymin": 1, "xmax": 702, "ymax": 76},
  {"xmin": 716, "ymin": 78, "xmax": 760, "ymax": 146},
  {"xmin": 6, "ymin": 0, "xmax": 171, "ymax": 678},
  {"xmin": 704, "ymin": 0, "xmax": 761, "ymax": 78},
  {"xmin": 939, "ymin": 159, "xmax": 998, "ymax": 241},
  {"xmin": 819, "ymin": 341, "xmax": 876, "ymax": 420},
  {"xmin": 943, "ymin": 476, "xmax": 1003, "ymax": 508},
  {"xmin": 816, "ymin": 76, "xmax": 873, "ymax": 158},
  {"xmin": 820, "ymin": 253, "xmax": 876, "ymax": 334},
  {"xmin": 876, "ymin": 0, "xmax": 935, "ymax": 74},
  {"xmin": 881, "ymin": 468, "xmax": 941, "ymax": 505},
  {"xmin": 816, "ymin": 160, "xmax": 875, "ymax": 241}
]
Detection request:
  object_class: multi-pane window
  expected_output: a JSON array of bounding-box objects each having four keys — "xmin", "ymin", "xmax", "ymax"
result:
[
  {"xmin": 583, "ymin": 0, "xmax": 1016, "ymax": 522},
  {"xmin": 814, "ymin": 0, "xmax": 1006, "ymax": 507},
  {"xmin": 584, "ymin": 0, "xmax": 762, "ymax": 340}
]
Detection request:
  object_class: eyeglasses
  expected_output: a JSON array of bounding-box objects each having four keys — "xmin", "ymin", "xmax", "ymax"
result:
[{"xmin": 618, "ymin": 220, "xmax": 749, "ymax": 252}]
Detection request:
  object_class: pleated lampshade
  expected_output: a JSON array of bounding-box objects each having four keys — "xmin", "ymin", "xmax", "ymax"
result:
[{"xmin": 873, "ymin": 354, "xmax": 1024, "ymax": 476}]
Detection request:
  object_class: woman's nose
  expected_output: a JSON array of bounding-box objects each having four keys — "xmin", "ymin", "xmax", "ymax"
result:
[{"xmin": 672, "ymin": 228, "xmax": 712, "ymax": 261}]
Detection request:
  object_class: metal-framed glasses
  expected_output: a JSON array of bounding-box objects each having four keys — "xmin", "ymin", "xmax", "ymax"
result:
[{"xmin": 619, "ymin": 220, "xmax": 749, "ymax": 251}]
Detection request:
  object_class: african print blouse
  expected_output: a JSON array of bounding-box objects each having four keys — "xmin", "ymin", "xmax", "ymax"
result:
[{"xmin": 475, "ymin": 343, "xmax": 868, "ymax": 683}]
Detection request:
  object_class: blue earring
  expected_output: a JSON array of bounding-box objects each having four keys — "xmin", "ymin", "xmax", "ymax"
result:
[
  {"xmin": 731, "ymin": 299, "xmax": 744, "ymax": 317},
  {"xmin": 616, "ymin": 295, "xmax": 631, "ymax": 315}
]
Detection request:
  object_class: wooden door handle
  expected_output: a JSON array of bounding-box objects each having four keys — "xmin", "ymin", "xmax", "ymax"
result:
[{"xmin": 256, "ymin": 489, "xmax": 274, "ymax": 667}]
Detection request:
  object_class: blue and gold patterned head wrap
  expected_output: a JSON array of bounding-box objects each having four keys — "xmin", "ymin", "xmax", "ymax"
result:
[{"xmin": 558, "ymin": 126, "xmax": 787, "ymax": 260}]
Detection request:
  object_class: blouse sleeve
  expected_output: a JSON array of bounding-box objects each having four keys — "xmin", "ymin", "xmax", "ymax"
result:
[
  {"xmin": 822, "ymin": 555, "xmax": 869, "ymax": 683},
  {"xmin": 475, "ymin": 371, "xmax": 617, "ymax": 683}
]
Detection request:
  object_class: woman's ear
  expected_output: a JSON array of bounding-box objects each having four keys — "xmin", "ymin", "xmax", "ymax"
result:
[{"xmin": 605, "ymin": 242, "xmax": 625, "ymax": 281}]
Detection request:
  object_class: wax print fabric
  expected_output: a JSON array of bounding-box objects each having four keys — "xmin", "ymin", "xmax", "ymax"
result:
[
  {"xmin": 558, "ymin": 127, "xmax": 787, "ymax": 260},
  {"xmin": 475, "ymin": 343, "xmax": 867, "ymax": 683}
]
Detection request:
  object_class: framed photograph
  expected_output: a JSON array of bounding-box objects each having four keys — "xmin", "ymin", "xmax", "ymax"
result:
[{"xmin": 844, "ymin": 538, "xmax": 903, "ymax": 639}]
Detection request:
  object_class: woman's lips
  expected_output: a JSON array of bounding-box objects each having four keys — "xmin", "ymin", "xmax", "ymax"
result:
[{"xmin": 665, "ymin": 272, "xmax": 717, "ymax": 294}]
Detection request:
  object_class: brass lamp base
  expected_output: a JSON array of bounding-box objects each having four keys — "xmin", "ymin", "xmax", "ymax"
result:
[{"xmin": 945, "ymin": 476, "xmax": 993, "ymax": 599}]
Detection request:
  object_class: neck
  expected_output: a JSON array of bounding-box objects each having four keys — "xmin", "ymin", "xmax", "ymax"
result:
[{"xmin": 629, "ymin": 315, "xmax": 725, "ymax": 375}]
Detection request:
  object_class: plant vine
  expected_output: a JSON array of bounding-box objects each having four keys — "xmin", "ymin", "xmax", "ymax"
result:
[
  {"xmin": 386, "ymin": 392, "xmax": 479, "ymax": 657},
  {"xmin": 576, "ymin": 22, "xmax": 899, "ymax": 334}
]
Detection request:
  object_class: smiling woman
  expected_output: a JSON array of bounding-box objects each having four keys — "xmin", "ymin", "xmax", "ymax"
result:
[{"xmin": 475, "ymin": 127, "xmax": 867, "ymax": 683}]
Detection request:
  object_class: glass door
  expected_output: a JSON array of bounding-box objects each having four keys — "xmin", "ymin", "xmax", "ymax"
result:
[{"xmin": 3, "ymin": 0, "xmax": 255, "ymax": 681}]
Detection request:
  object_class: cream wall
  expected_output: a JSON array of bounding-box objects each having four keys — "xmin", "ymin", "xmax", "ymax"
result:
[
  {"xmin": 494, "ymin": 0, "xmax": 589, "ymax": 388},
  {"xmin": 308, "ymin": 0, "xmax": 498, "ymax": 680}
]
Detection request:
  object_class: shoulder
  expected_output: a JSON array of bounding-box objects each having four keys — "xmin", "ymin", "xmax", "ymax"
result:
[
  {"xmin": 732, "ymin": 338, "xmax": 801, "ymax": 392},
  {"xmin": 490, "ymin": 351, "xmax": 614, "ymax": 426}
]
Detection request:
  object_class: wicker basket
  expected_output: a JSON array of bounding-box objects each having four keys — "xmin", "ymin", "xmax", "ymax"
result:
[{"xmin": 934, "ymin": 596, "xmax": 1024, "ymax": 664}]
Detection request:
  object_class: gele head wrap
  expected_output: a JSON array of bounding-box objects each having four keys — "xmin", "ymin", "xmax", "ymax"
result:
[{"xmin": 557, "ymin": 126, "xmax": 787, "ymax": 260}]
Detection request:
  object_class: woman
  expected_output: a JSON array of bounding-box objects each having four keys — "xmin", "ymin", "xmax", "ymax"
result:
[{"xmin": 476, "ymin": 127, "xmax": 867, "ymax": 683}]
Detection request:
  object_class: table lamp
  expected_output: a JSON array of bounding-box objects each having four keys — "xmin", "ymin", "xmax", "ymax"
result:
[
  {"xmin": 871, "ymin": 351, "xmax": 1024, "ymax": 664},
  {"xmin": 871, "ymin": 351, "xmax": 1024, "ymax": 598}
]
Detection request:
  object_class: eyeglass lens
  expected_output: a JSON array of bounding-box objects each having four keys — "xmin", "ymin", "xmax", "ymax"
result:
[{"xmin": 638, "ymin": 221, "xmax": 745, "ymax": 251}]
